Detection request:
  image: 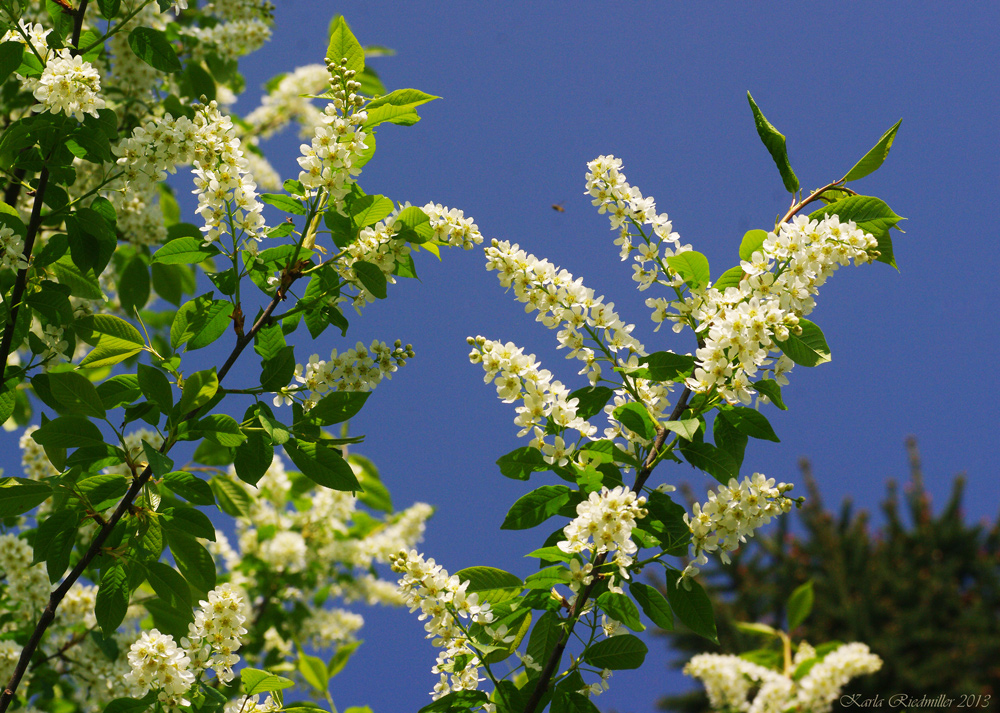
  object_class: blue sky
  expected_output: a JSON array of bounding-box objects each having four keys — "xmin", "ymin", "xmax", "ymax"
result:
[{"xmin": 8, "ymin": 3, "xmax": 1000, "ymax": 712}]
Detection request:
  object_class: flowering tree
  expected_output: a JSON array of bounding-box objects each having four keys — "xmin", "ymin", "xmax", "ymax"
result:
[
  {"xmin": 0, "ymin": 2, "xmax": 909, "ymax": 713},
  {"xmin": 390, "ymin": 107, "xmax": 904, "ymax": 710},
  {"xmin": 0, "ymin": 4, "xmax": 482, "ymax": 713}
]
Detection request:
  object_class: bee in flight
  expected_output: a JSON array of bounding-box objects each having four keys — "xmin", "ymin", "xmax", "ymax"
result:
[{"xmin": 551, "ymin": 203, "xmax": 565, "ymax": 213}]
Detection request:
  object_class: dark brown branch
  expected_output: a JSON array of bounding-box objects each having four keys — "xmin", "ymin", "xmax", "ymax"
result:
[{"xmin": 0, "ymin": 167, "xmax": 50, "ymax": 385}]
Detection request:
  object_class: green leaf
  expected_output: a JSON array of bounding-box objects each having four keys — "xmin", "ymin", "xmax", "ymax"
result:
[
  {"xmin": 48, "ymin": 371, "xmax": 105, "ymax": 418},
  {"xmin": 551, "ymin": 691, "xmax": 601, "ymax": 713},
  {"xmin": 178, "ymin": 368, "xmax": 218, "ymax": 415},
  {"xmin": 453, "ymin": 566, "xmax": 523, "ymax": 605},
  {"xmin": 739, "ymin": 229, "xmax": 769, "ymax": 262},
  {"xmin": 393, "ymin": 206, "xmax": 434, "ymax": 243},
  {"xmin": 326, "ymin": 16, "xmax": 364, "ymax": 72},
  {"xmin": 307, "ymin": 391, "xmax": 370, "ymax": 425},
  {"xmin": 582, "ymin": 634, "xmax": 647, "ymax": 670},
  {"xmin": 612, "ymin": 403, "xmax": 657, "ymax": 441},
  {"xmin": 719, "ymin": 407, "xmax": 779, "ymax": 442},
  {"xmin": 496, "ymin": 446, "xmax": 548, "ymax": 480},
  {"xmin": 843, "ymin": 119, "xmax": 902, "ymax": 182},
  {"xmin": 630, "ymin": 582, "xmax": 674, "ymax": 631},
  {"xmin": 103, "ymin": 693, "xmax": 155, "ymax": 713},
  {"xmin": 127, "ymin": 27, "xmax": 181, "ymax": 73},
  {"xmin": 679, "ymin": 441, "xmax": 739, "ymax": 484},
  {"xmin": 666, "ymin": 251, "xmax": 711, "ymax": 291},
  {"xmin": 328, "ymin": 640, "xmax": 361, "ymax": 678},
  {"xmin": 77, "ymin": 315, "xmax": 144, "ymax": 351},
  {"xmin": 527, "ymin": 610, "xmax": 563, "ymax": 667},
  {"xmin": 284, "ymin": 440, "xmax": 360, "ymax": 491},
  {"xmin": 76, "ymin": 473, "xmax": 128, "ymax": 509},
  {"xmin": 0, "ymin": 42, "xmax": 24, "ymax": 84},
  {"xmin": 665, "ymin": 569, "xmax": 718, "ymax": 643},
  {"xmin": 259, "ymin": 345, "xmax": 295, "ymax": 392},
  {"xmin": 596, "ymin": 591, "xmax": 644, "ymax": 632},
  {"xmin": 96, "ymin": 376, "xmax": 141, "ymax": 411},
  {"xmin": 254, "ymin": 322, "xmax": 286, "ymax": 362},
  {"xmin": 97, "ymin": 0, "xmax": 121, "ymax": 20},
  {"xmin": 241, "ymin": 668, "xmax": 295, "ymax": 696},
  {"xmin": 746, "ymin": 91, "xmax": 799, "ymax": 193},
  {"xmin": 96, "ymin": 563, "xmax": 129, "ymax": 637},
  {"xmin": 119, "ymin": 257, "xmax": 151, "ymax": 314},
  {"xmin": 32, "ymin": 509, "xmax": 78, "ymax": 582},
  {"xmin": 0, "ymin": 478, "xmax": 52, "ymax": 516},
  {"xmin": 298, "ymin": 653, "xmax": 329, "ymax": 693},
  {"xmin": 364, "ymin": 88, "xmax": 439, "ymax": 128},
  {"xmin": 787, "ymin": 579, "xmax": 814, "ymax": 631},
  {"xmin": 151, "ymin": 236, "xmax": 219, "ymax": 265},
  {"xmin": 209, "ymin": 475, "xmax": 251, "ymax": 518},
  {"xmin": 752, "ymin": 379, "xmax": 787, "ymax": 410},
  {"xmin": 181, "ymin": 61, "xmax": 215, "ymax": 102},
  {"xmin": 145, "ymin": 561, "xmax": 192, "ymax": 611},
  {"xmin": 713, "ymin": 265, "xmax": 745, "ymax": 292},
  {"xmin": 32, "ymin": 415, "xmax": 106, "ymax": 449},
  {"xmin": 53, "ymin": 256, "xmax": 103, "ymax": 300},
  {"xmin": 141, "ymin": 440, "xmax": 173, "ymax": 476},
  {"xmin": 662, "ymin": 419, "xmax": 700, "ymax": 441},
  {"xmin": 808, "ymin": 194, "xmax": 904, "ymax": 268},
  {"xmin": 260, "ymin": 193, "xmax": 306, "ymax": 215},
  {"xmin": 775, "ymin": 318, "xmax": 831, "ymax": 367},
  {"xmin": 352, "ymin": 260, "xmax": 386, "ymax": 299},
  {"xmin": 417, "ymin": 690, "xmax": 487, "ymax": 713},
  {"xmin": 501, "ymin": 485, "xmax": 574, "ymax": 530},
  {"xmin": 350, "ymin": 454, "xmax": 392, "ymax": 512},
  {"xmin": 524, "ymin": 565, "xmax": 571, "ymax": 590},
  {"xmin": 636, "ymin": 351, "xmax": 696, "ymax": 381},
  {"xmin": 567, "ymin": 386, "xmax": 613, "ymax": 421},
  {"xmin": 195, "ymin": 414, "xmax": 246, "ymax": 447},
  {"xmin": 171, "ymin": 294, "xmax": 234, "ymax": 351},
  {"xmin": 162, "ymin": 471, "xmax": 214, "ymax": 506},
  {"xmin": 713, "ymin": 415, "xmax": 747, "ymax": 471},
  {"xmin": 137, "ymin": 364, "xmax": 173, "ymax": 413},
  {"xmin": 234, "ymin": 414, "xmax": 272, "ymax": 488},
  {"xmin": 161, "ymin": 506, "xmax": 216, "ymax": 542},
  {"xmin": 166, "ymin": 531, "xmax": 215, "ymax": 594},
  {"xmin": 348, "ymin": 194, "xmax": 394, "ymax": 227}
]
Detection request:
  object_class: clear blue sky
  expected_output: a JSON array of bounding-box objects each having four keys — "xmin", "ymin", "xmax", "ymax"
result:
[{"xmin": 11, "ymin": 3, "xmax": 1000, "ymax": 712}]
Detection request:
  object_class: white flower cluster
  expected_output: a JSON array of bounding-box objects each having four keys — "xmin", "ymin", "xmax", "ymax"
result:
[
  {"xmin": 468, "ymin": 336, "xmax": 595, "ymax": 465},
  {"xmin": 284, "ymin": 339, "xmax": 414, "ymax": 409},
  {"xmin": 0, "ymin": 533, "xmax": 49, "ymax": 617},
  {"xmin": 422, "ymin": 203, "xmax": 485, "ymax": 250},
  {"xmin": 30, "ymin": 49, "xmax": 106, "ymax": 122},
  {"xmin": 303, "ymin": 607, "xmax": 365, "ymax": 649},
  {"xmin": 107, "ymin": 6, "xmax": 165, "ymax": 100},
  {"xmin": 296, "ymin": 94, "xmax": 367, "ymax": 206},
  {"xmin": 245, "ymin": 64, "xmax": 330, "ymax": 138},
  {"xmin": 124, "ymin": 584, "xmax": 248, "ymax": 708},
  {"xmin": 390, "ymin": 549, "xmax": 496, "ymax": 700},
  {"xmin": 0, "ymin": 225, "xmax": 28, "ymax": 272},
  {"xmin": 483, "ymin": 239, "xmax": 645, "ymax": 383},
  {"xmin": 661, "ymin": 214, "xmax": 879, "ymax": 404},
  {"xmin": 183, "ymin": 583, "xmax": 249, "ymax": 684},
  {"xmin": 585, "ymin": 154, "xmax": 689, "ymax": 288},
  {"xmin": 113, "ymin": 102, "xmax": 266, "ymax": 247},
  {"xmin": 685, "ymin": 642, "xmax": 882, "ymax": 713},
  {"xmin": 124, "ymin": 629, "xmax": 196, "ymax": 709},
  {"xmin": 182, "ymin": 0, "xmax": 273, "ymax": 60},
  {"xmin": 1, "ymin": 20, "xmax": 51, "ymax": 61},
  {"xmin": 683, "ymin": 473, "xmax": 794, "ymax": 578},
  {"xmin": 557, "ymin": 486, "xmax": 647, "ymax": 581}
]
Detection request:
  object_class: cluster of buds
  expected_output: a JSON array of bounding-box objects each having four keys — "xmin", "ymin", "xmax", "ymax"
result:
[{"xmin": 325, "ymin": 57, "xmax": 365, "ymax": 115}]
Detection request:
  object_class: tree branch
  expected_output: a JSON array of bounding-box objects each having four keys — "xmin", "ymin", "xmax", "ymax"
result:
[{"xmin": 0, "ymin": 167, "xmax": 50, "ymax": 385}]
